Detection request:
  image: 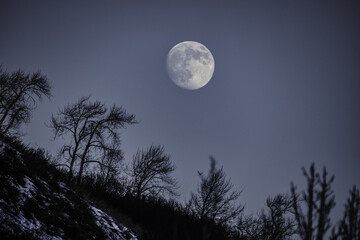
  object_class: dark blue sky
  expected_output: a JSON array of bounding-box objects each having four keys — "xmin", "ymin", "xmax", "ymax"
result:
[{"xmin": 1, "ymin": 1, "xmax": 359, "ymax": 219}]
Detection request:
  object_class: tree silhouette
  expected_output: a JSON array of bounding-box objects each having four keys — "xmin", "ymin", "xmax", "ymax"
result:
[
  {"xmin": 316, "ymin": 167, "xmax": 336, "ymax": 240},
  {"xmin": 0, "ymin": 67, "xmax": 51, "ymax": 135},
  {"xmin": 187, "ymin": 157, "xmax": 243, "ymax": 227},
  {"xmin": 238, "ymin": 194, "xmax": 296, "ymax": 240},
  {"xmin": 128, "ymin": 144, "xmax": 178, "ymax": 198},
  {"xmin": 49, "ymin": 96, "xmax": 136, "ymax": 182},
  {"xmin": 331, "ymin": 185, "xmax": 360, "ymax": 240},
  {"xmin": 291, "ymin": 163, "xmax": 335, "ymax": 240}
]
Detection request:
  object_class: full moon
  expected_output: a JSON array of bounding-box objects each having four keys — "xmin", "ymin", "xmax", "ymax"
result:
[{"xmin": 166, "ymin": 41, "xmax": 215, "ymax": 90}]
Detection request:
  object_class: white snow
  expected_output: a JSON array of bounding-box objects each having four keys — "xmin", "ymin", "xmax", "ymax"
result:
[
  {"xmin": 0, "ymin": 206, "xmax": 62, "ymax": 239},
  {"xmin": 3, "ymin": 175, "xmax": 37, "ymax": 205},
  {"xmin": 18, "ymin": 212, "xmax": 42, "ymax": 231},
  {"xmin": 0, "ymin": 141, "xmax": 22, "ymax": 160},
  {"xmin": 0, "ymin": 141, "xmax": 5, "ymax": 153},
  {"xmin": 90, "ymin": 205, "xmax": 138, "ymax": 240},
  {"xmin": 0, "ymin": 140, "xmax": 138, "ymax": 239},
  {"xmin": 37, "ymin": 178, "xmax": 50, "ymax": 190},
  {"xmin": 20, "ymin": 176, "xmax": 36, "ymax": 198},
  {"xmin": 57, "ymin": 181, "xmax": 67, "ymax": 189}
]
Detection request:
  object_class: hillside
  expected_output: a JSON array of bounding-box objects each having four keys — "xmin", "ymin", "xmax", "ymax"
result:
[{"xmin": 0, "ymin": 136, "xmax": 137, "ymax": 240}]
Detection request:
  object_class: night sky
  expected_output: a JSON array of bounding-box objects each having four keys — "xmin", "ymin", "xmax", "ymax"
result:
[{"xmin": 1, "ymin": 1, "xmax": 359, "ymax": 219}]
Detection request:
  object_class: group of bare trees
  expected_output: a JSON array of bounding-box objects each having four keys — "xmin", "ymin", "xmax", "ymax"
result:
[
  {"xmin": 44, "ymin": 83, "xmax": 244, "ymax": 228},
  {"xmin": 237, "ymin": 164, "xmax": 360, "ymax": 240},
  {"xmin": 0, "ymin": 67, "xmax": 181, "ymax": 196},
  {"xmin": 2, "ymin": 67, "xmax": 360, "ymax": 239},
  {"xmin": 49, "ymin": 96, "xmax": 137, "ymax": 183}
]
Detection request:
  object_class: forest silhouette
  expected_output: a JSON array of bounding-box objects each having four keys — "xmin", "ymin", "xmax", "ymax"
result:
[{"xmin": 1, "ymin": 67, "xmax": 359, "ymax": 239}]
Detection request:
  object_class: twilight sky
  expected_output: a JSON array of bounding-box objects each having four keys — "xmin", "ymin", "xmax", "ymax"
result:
[{"xmin": 1, "ymin": 1, "xmax": 359, "ymax": 219}]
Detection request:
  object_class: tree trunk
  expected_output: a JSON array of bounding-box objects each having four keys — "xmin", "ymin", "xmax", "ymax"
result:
[
  {"xmin": 77, "ymin": 156, "xmax": 86, "ymax": 184},
  {"xmin": 77, "ymin": 131, "xmax": 96, "ymax": 184},
  {"xmin": 67, "ymin": 142, "xmax": 79, "ymax": 181}
]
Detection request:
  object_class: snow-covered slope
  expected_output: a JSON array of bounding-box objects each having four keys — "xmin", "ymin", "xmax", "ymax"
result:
[{"xmin": 0, "ymin": 140, "xmax": 137, "ymax": 240}]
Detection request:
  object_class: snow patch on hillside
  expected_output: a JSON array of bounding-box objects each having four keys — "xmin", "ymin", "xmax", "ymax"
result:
[
  {"xmin": 18, "ymin": 176, "xmax": 36, "ymax": 203},
  {"xmin": 0, "ymin": 139, "xmax": 138, "ymax": 239},
  {"xmin": 91, "ymin": 205, "xmax": 138, "ymax": 240},
  {"xmin": 0, "ymin": 141, "xmax": 5, "ymax": 153},
  {"xmin": 0, "ymin": 187, "xmax": 63, "ymax": 239}
]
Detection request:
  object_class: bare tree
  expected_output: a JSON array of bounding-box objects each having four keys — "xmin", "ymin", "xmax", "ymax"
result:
[
  {"xmin": 187, "ymin": 157, "xmax": 243, "ymax": 227},
  {"xmin": 50, "ymin": 96, "xmax": 101, "ymax": 180},
  {"xmin": 291, "ymin": 164, "xmax": 316, "ymax": 240},
  {"xmin": 238, "ymin": 194, "xmax": 296, "ymax": 240},
  {"xmin": 316, "ymin": 167, "xmax": 336, "ymax": 240},
  {"xmin": 291, "ymin": 163, "xmax": 335, "ymax": 240},
  {"xmin": 49, "ymin": 96, "xmax": 136, "ymax": 182},
  {"xmin": 0, "ymin": 67, "xmax": 51, "ymax": 135},
  {"xmin": 331, "ymin": 185, "xmax": 360, "ymax": 240},
  {"xmin": 128, "ymin": 144, "xmax": 178, "ymax": 198}
]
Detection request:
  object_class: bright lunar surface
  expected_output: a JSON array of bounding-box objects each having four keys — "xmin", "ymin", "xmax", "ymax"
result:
[{"xmin": 166, "ymin": 41, "xmax": 215, "ymax": 90}]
